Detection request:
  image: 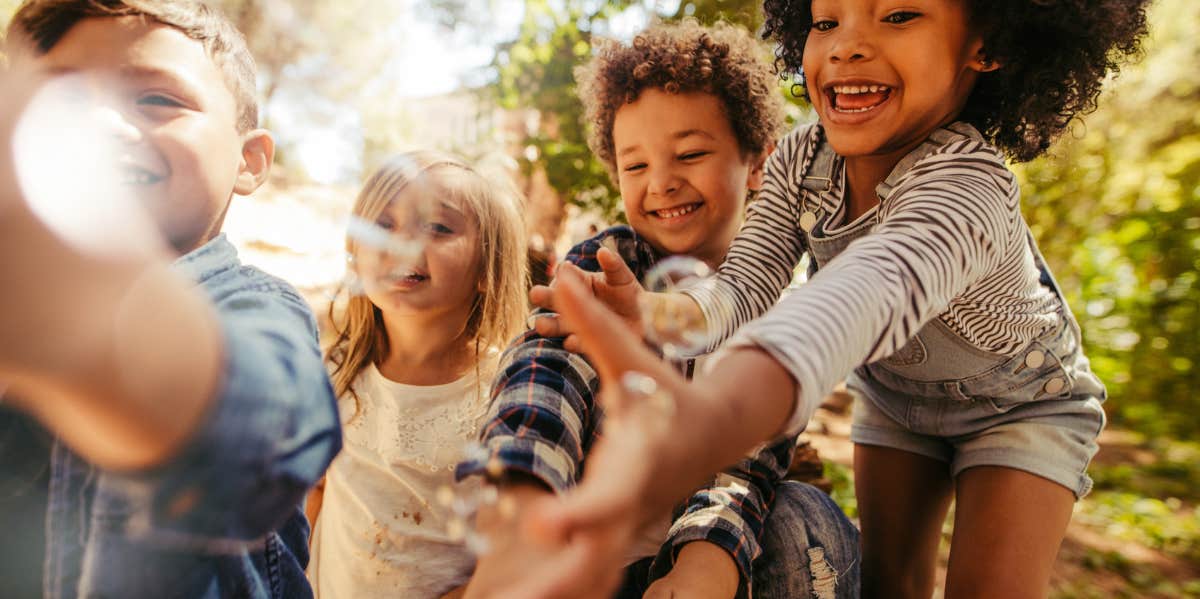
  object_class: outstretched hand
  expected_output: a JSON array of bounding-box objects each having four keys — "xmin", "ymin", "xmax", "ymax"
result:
[
  {"xmin": 502, "ymin": 266, "xmax": 708, "ymax": 599},
  {"xmin": 528, "ymin": 246, "xmax": 644, "ymax": 352}
]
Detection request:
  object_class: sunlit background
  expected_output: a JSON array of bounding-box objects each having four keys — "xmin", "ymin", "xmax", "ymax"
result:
[{"xmin": 3, "ymin": 0, "xmax": 1198, "ymax": 595}]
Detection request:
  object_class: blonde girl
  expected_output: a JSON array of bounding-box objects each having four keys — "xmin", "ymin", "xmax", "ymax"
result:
[{"xmin": 306, "ymin": 150, "xmax": 527, "ymax": 598}]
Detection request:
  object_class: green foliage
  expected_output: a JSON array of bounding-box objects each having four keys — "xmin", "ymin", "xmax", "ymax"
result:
[
  {"xmin": 1090, "ymin": 438, "xmax": 1200, "ymax": 503},
  {"xmin": 1014, "ymin": 0, "xmax": 1200, "ymax": 438},
  {"xmin": 1076, "ymin": 491, "xmax": 1200, "ymax": 564},
  {"xmin": 1058, "ymin": 548, "xmax": 1200, "ymax": 598},
  {"xmin": 489, "ymin": 0, "xmax": 625, "ymax": 219},
  {"xmin": 824, "ymin": 460, "xmax": 857, "ymax": 519}
]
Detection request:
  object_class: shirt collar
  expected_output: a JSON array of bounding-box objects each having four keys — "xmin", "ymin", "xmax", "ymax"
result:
[{"xmin": 171, "ymin": 234, "xmax": 240, "ymax": 284}]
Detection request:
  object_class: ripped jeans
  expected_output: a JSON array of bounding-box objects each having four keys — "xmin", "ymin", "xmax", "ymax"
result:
[{"xmin": 618, "ymin": 481, "xmax": 861, "ymax": 598}]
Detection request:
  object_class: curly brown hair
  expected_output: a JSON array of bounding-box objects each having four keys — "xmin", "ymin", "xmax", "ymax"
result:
[
  {"xmin": 762, "ymin": 0, "xmax": 1151, "ymax": 162},
  {"xmin": 577, "ymin": 19, "xmax": 787, "ymax": 178}
]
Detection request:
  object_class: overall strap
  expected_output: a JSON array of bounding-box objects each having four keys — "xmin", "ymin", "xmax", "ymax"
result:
[
  {"xmin": 875, "ymin": 122, "xmax": 983, "ymax": 201},
  {"xmin": 800, "ymin": 129, "xmax": 838, "ymax": 193}
]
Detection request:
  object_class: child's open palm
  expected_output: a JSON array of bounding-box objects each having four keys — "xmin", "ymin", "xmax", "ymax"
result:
[
  {"xmin": 510, "ymin": 267, "xmax": 720, "ymax": 598},
  {"xmin": 529, "ymin": 246, "xmax": 644, "ymax": 352}
]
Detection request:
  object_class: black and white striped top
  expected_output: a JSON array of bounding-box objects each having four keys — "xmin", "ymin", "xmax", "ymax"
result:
[{"xmin": 688, "ymin": 123, "xmax": 1062, "ymax": 435}]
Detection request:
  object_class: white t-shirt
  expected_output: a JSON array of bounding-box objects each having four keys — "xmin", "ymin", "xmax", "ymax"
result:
[{"xmin": 308, "ymin": 361, "xmax": 493, "ymax": 598}]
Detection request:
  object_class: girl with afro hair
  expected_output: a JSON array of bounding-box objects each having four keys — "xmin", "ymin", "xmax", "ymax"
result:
[{"xmin": 526, "ymin": 1, "xmax": 1154, "ymax": 598}]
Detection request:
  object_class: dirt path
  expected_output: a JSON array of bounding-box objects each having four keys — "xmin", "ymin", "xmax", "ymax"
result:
[{"xmin": 800, "ymin": 402, "xmax": 1200, "ymax": 598}]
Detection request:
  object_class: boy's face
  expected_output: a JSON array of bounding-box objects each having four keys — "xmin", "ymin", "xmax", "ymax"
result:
[
  {"xmin": 28, "ymin": 16, "xmax": 261, "ymax": 254},
  {"xmin": 803, "ymin": 0, "xmax": 987, "ymax": 159},
  {"xmin": 612, "ymin": 89, "xmax": 765, "ymax": 268}
]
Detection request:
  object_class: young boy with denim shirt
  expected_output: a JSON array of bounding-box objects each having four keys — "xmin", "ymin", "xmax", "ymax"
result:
[
  {"xmin": 456, "ymin": 21, "xmax": 859, "ymax": 599},
  {"xmin": 0, "ymin": 1, "xmax": 340, "ymax": 597}
]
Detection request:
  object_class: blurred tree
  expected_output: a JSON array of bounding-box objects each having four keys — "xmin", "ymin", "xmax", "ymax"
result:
[
  {"xmin": 211, "ymin": 0, "xmax": 404, "ymax": 121},
  {"xmin": 1016, "ymin": 0, "xmax": 1199, "ymax": 437}
]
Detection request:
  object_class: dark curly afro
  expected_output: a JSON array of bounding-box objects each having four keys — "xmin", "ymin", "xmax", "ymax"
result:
[
  {"xmin": 576, "ymin": 19, "xmax": 787, "ymax": 178},
  {"xmin": 762, "ymin": 0, "xmax": 1151, "ymax": 162}
]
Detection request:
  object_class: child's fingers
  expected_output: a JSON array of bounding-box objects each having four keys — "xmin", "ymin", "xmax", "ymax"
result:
[
  {"xmin": 528, "ymin": 284, "xmax": 554, "ymax": 311},
  {"xmin": 561, "ymin": 333, "xmax": 581, "ymax": 354},
  {"xmin": 553, "ymin": 267, "xmax": 652, "ymax": 382},
  {"xmin": 596, "ymin": 246, "xmax": 638, "ymax": 288},
  {"xmin": 531, "ymin": 313, "xmax": 567, "ymax": 338}
]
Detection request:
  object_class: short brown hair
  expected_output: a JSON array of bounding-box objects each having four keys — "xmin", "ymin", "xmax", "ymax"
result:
[
  {"xmin": 8, "ymin": 0, "xmax": 259, "ymax": 132},
  {"xmin": 576, "ymin": 19, "xmax": 786, "ymax": 178}
]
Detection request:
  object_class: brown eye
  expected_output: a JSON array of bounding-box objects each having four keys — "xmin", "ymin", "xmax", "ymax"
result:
[
  {"xmin": 883, "ymin": 11, "xmax": 921, "ymax": 25},
  {"xmin": 811, "ymin": 19, "xmax": 837, "ymax": 32}
]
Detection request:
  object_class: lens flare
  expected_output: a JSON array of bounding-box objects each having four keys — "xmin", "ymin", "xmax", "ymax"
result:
[{"xmin": 12, "ymin": 75, "xmax": 161, "ymax": 257}]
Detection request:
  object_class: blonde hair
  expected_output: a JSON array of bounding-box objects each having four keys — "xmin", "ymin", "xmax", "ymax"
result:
[{"xmin": 326, "ymin": 150, "xmax": 529, "ymax": 404}]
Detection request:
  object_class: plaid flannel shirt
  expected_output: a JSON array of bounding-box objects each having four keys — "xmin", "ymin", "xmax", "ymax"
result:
[{"xmin": 457, "ymin": 226, "xmax": 797, "ymax": 598}]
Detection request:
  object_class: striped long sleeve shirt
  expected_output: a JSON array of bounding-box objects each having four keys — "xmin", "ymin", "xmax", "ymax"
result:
[{"xmin": 688, "ymin": 122, "xmax": 1061, "ymax": 436}]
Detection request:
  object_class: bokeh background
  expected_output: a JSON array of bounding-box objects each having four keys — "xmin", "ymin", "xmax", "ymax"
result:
[{"xmin": 3, "ymin": 0, "xmax": 1197, "ymax": 596}]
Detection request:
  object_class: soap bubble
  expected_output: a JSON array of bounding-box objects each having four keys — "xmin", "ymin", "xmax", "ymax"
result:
[
  {"xmin": 432, "ymin": 442, "xmax": 520, "ymax": 556},
  {"xmin": 640, "ymin": 256, "xmax": 714, "ymax": 358}
]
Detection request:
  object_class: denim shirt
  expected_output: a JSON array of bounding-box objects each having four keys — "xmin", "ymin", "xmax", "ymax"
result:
[{"xmin": 28, "ymin": 234, "xmax": 341, "ymax": 598}]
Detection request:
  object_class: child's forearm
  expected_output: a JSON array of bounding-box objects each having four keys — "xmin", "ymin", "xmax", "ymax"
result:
[
  {"xmin": 640, "ymin": 347, "xmax": 798, "ymax": 525},
  {"xmin": 0, "ymin": 206, "xmax": 221, "ymax": 471},
  {"xmin": 667, "ymin": 541, "xmax": 740, "ymax": 597}
]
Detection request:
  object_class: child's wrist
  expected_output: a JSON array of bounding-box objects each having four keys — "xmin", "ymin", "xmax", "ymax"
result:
[{"xmin": 670, "ymin": 541, "xmax": 740, "ymax": 597}]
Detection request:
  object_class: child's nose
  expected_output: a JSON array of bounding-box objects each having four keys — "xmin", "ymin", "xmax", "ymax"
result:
[
  {"xmin": 92, "ymin": 105, "xmax": 142, "ymax": 144},
  {"xmin": 829, "ymin": 25, "xmax": 874, "ymax": 63},
  {"xmin": 648, "ymin": 169, "xmax": 681, "ymax": 197}
]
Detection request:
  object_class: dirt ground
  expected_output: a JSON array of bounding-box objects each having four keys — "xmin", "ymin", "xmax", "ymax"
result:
[{"xmin": 800, "ymin": 399, "xmax": 1200, "ymax": 598}]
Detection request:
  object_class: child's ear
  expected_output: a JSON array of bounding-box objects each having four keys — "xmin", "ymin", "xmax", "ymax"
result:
[
  {"xmin": 971, "ymin": 55, "xmax": 1002, "ymax": 72},
  {"xmin": 969, "ymin": 41, "xmax": 1002, "ymax": 73},
  {"xmin": 747, "ymin": 142, "xmax": 775, "ymax": 192},
  {"xmin": 233, "ymin": 129, "xmax": 275, "ymax": 195}
]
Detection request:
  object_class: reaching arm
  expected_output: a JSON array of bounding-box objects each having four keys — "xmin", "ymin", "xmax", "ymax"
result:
[{"xmin": 0, "ymin": 60, "xmax": 225, "ymax": 471}]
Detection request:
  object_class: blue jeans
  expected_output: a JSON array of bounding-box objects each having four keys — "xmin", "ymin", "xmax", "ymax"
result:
[
  {"xmin": 617, "ymin": 481, "xmax": 860, "ymax": 599},
  {"xmin": 754, "ymin": 481, "xmax": 861, "ymax": 599}
]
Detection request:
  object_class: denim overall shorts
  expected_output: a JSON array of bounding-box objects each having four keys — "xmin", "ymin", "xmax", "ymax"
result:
[{"xmin": 799, "ymin": 126, "xmax": 1106, "ymax": 497}]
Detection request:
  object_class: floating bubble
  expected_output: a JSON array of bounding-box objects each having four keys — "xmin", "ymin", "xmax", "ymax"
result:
[
  {"xmin": 12, "ymin": 74, "xmax": 162, "ymax": 257},
  {"xmin": 640, "ymin": 256, "xmax": 714, "ymax": 358},
  {"xmin": 430, "ymin": 443, "xmax": 521, "ymax": 556}
]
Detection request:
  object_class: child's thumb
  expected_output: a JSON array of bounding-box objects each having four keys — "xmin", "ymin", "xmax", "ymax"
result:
[{"xmin": 596, "ymin": 246, "xmax": 638, "ymax": 287}]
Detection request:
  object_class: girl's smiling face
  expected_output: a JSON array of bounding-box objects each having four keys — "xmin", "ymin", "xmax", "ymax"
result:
[
  {"xmin": 803, "ymin": 0, "xmax": 993, "ymax": 159},
  {"xmin": 357, "ymin": 173, "xmax": 483, "ymax": 321}
]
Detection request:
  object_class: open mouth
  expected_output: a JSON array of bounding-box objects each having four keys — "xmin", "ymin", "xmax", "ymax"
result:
[
  {"xmin": 649, "ymin": 202, "xmax": 702, "ymax": 219},
  {"xmin": 382, "ymin": 270, "xmax": 428, "ymax": 285},
  {"xmin": 827, "ymin": 84, "xmax": 893, "ymax": 114}
]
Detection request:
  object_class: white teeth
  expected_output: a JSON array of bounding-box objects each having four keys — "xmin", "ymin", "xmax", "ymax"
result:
[
  {"xmin": 655, "ymin": 204, "xmax": 699, "ymax": 219},
  {"xmin": 833, "ymin": 85, "xmax": 889, "ymax": 94}
]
